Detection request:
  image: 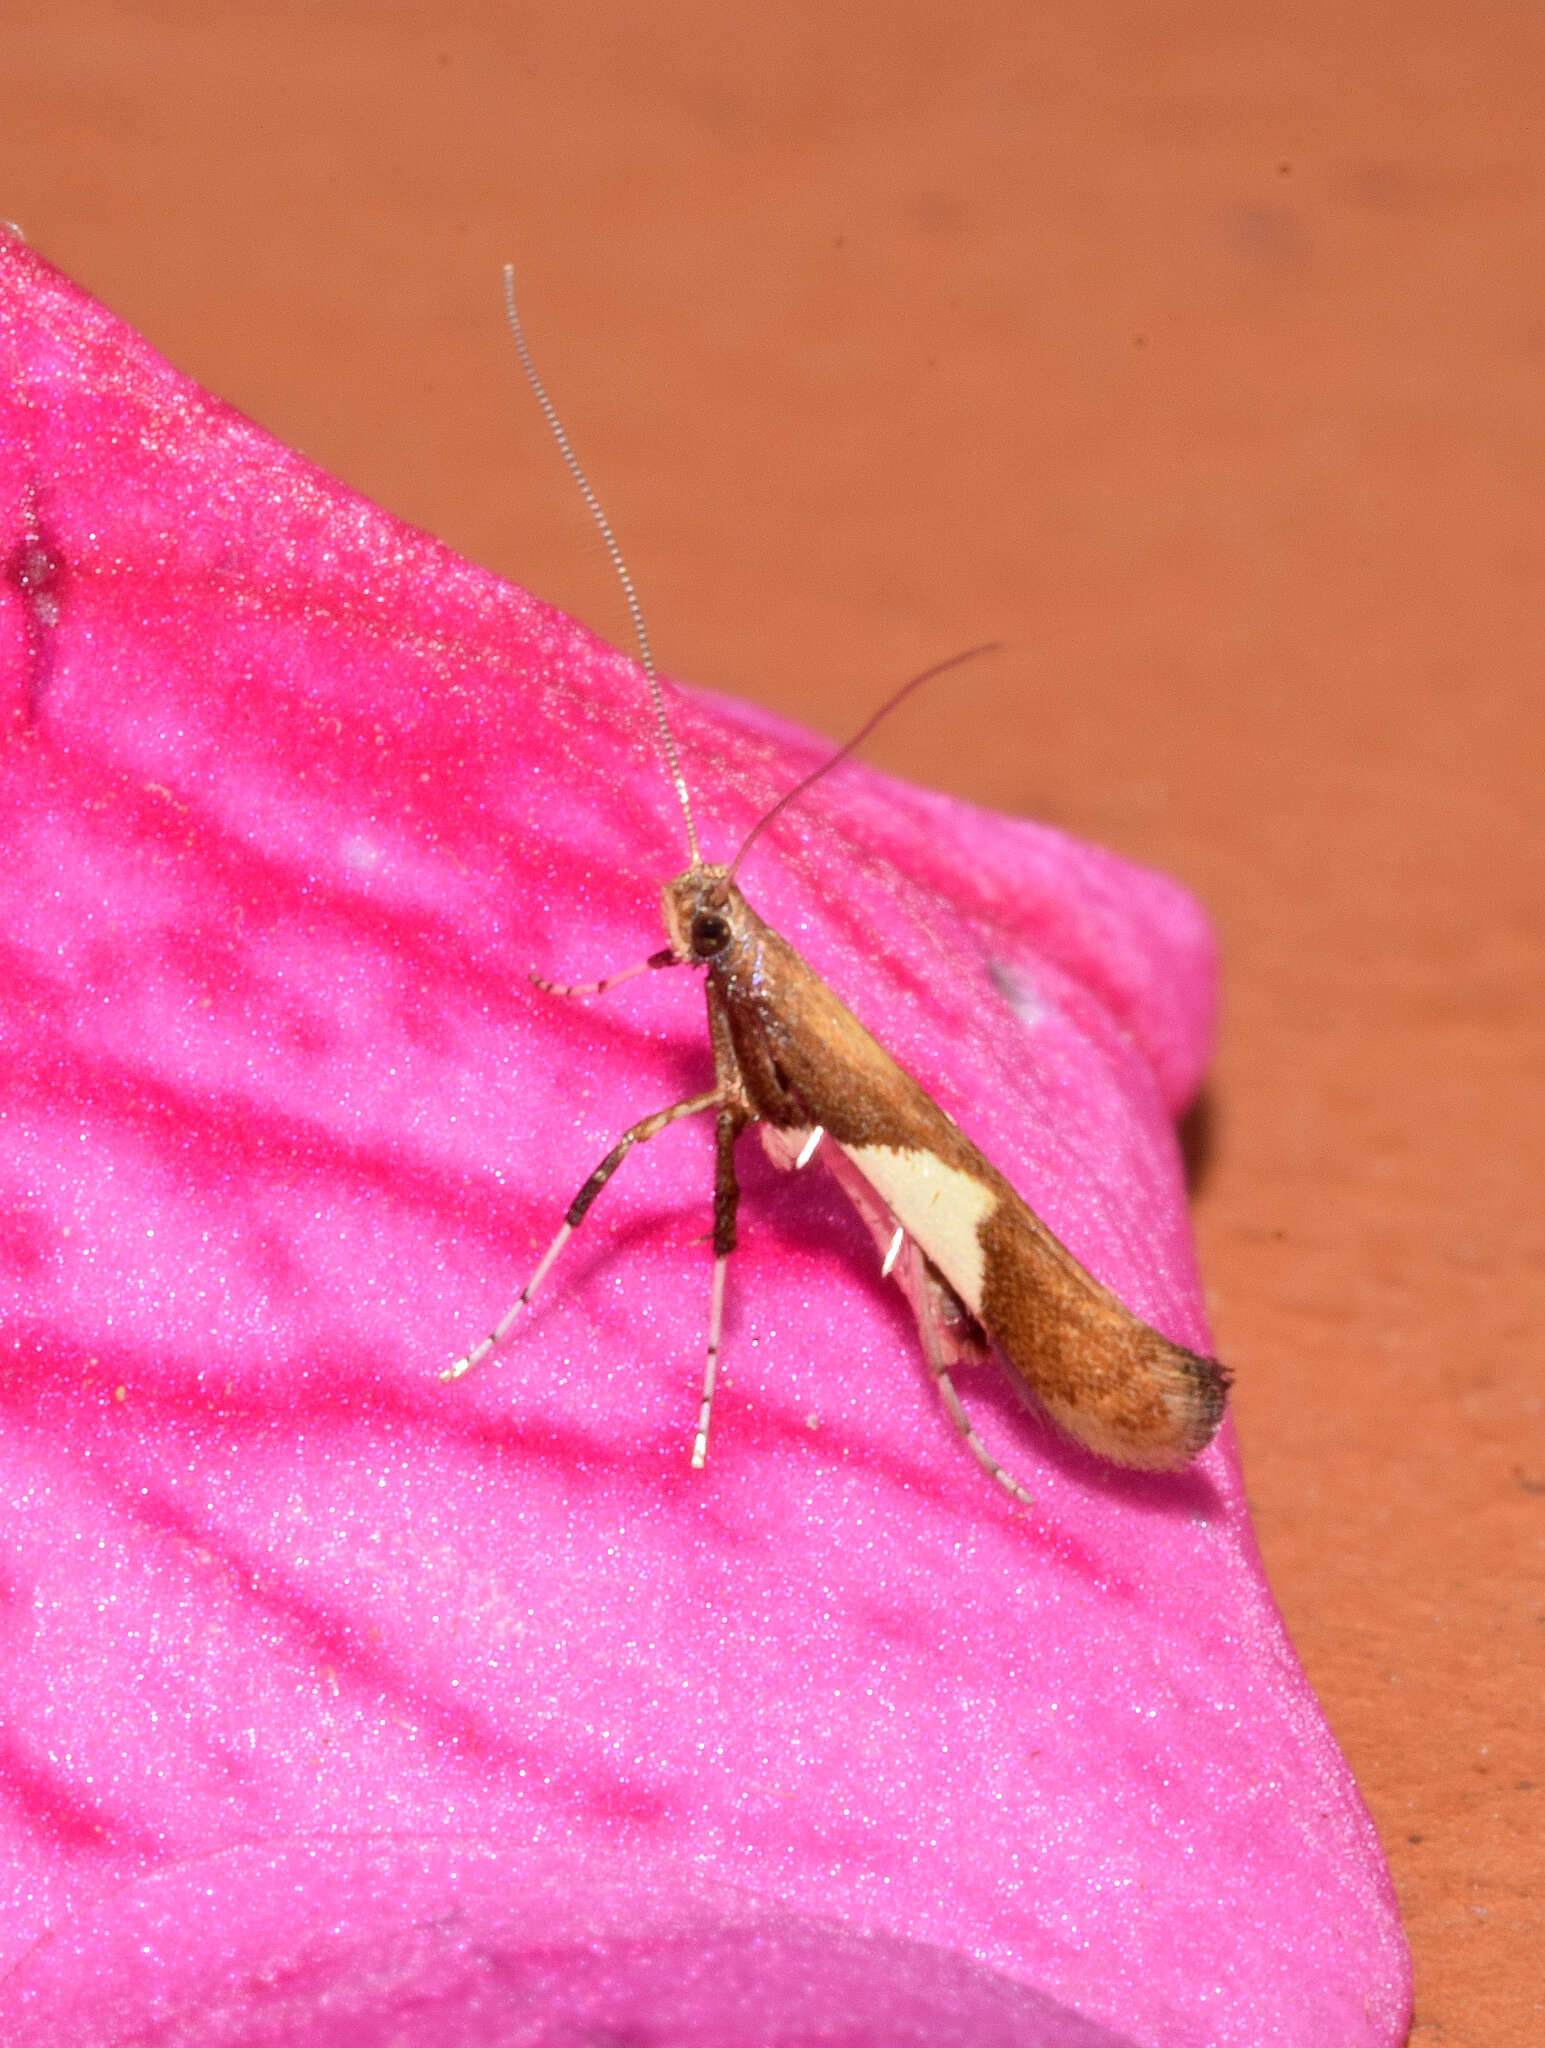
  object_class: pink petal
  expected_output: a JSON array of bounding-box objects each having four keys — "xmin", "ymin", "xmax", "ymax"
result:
[{"xmin": 0, "ymin": 236, "xmax": 1409, "ymax": 2045}]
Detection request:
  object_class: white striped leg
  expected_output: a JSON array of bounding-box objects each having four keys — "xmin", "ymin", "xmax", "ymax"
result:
[
  {"xmin": 690, "ymin": 1106, "xmax": 745, "ymax": 1469},
  {"xmin": 440, "ymin": 1219, "xmax": 574, "ymax": 1381},
  {"xmin": 442, "ymin": 1087, "xmax": 720, "ymax": 1384},
  {"xmin": 691, "ymin": 1251, "xmax": 729, "ymax": 1469},
  {"xmin": 531, "ymin": 947, "xmax": 676, "ymax": 999}
]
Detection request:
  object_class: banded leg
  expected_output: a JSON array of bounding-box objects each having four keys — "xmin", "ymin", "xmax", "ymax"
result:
[
  {"xmin": 443, "ymin": 1087, "xmax": 720, "ymax": 1382},
  {"xmin": 531, "ymin": 947, "xmax": 677, "ymax": 999},
  {"xmin": 692, "ymin": 1106, "xmax": 748, "ymax": 1468}
]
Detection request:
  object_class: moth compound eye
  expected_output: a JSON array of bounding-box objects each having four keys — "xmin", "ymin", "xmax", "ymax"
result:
[{"xmin": 690, "ymin": 912, "xmax": 730, "ymax": 958}]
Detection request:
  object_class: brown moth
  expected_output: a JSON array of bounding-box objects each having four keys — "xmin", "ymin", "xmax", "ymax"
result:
[{"xmin": 443, "ymin": 273, "xmax": 1230, "ymax": 1502}]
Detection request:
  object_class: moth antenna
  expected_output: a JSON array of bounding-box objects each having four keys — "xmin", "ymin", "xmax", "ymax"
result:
[
  {"xmin": 727, "ymin": 641, "xmax": 1001, "ymax": 882},
  {"xmin": 502, "ymin": 265, "xmax": 700, "ymax": 866}
]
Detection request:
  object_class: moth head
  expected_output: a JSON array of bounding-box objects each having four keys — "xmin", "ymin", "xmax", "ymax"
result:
[{"xmin": 662, "ymin": 864, "xmax": 745, "ymax": 966}]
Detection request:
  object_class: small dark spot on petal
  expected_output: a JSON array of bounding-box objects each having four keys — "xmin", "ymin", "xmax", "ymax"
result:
[
  {"xmin": 6, "ymin": 514, "xmax": 69, "ymax": 717},
  {"xmin": 7, "ymin": 533, "xmax": 65, "ymax": 627}
]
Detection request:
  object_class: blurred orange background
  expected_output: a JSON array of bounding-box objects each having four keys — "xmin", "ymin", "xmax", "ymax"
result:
[{"xmin": 4, "ymin": 5, "xmax": 1540, "ymax": 2040}]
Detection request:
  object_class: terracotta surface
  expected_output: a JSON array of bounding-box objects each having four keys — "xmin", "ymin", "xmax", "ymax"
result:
[{"xmin": 2, "ymin": 3, "xmax": 1539, "ymax": 2041}]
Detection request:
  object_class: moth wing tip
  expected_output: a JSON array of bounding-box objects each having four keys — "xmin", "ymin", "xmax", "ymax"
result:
[{"xmin": 1032, "ymin": 1334, "xmax": 1232, "ymax": 1472}]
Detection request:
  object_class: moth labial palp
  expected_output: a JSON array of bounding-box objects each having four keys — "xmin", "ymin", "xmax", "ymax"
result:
[{"xmin": 443, "ymin": 267, "xmax": 1232, "ymax": 1498}]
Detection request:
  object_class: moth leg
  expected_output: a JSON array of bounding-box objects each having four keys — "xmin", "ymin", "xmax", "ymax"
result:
[
  {"xmin": 896, "ymin": 1236, "xmax": 1034, "ymax": 1507},
  {"xmin": 692, "ymin": 1105, "xmax": 748, "ymax": 1469},
  {"xmin": 767, "ymin": 1137, "xmax": 1029, "ymax": 1502},
  {"xmin": 532, "ymin": 947, "xmax": 677, "ymax": 999},
  {"xmin": 443, "ymin": 1087, "xmax": 721, "ymax": 1382},
  {"xmin": 929, "ymin": 1359, "xmax": 1034, "ymax": 1507}
]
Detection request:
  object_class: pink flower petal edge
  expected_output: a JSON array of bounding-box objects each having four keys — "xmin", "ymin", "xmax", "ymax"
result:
[{"xmin": 0, "ymin": 235, "xmax": 1409, "ymax": 2047}]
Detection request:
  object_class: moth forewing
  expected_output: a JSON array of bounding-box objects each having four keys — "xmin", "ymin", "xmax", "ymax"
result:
[{"xmin": 668, "ymin": 864, "xmax": 1228, "ymax": 1476}]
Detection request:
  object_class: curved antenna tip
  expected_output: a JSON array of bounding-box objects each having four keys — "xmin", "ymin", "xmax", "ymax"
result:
[{"xmin": 729, "ymin": 641, "xmax": 1002, "ymax": 880}]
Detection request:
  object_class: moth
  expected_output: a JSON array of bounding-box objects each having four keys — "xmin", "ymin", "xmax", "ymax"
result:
[{"xmin": 444, "ymin": 273, "xmax": 1230, "ymax": 1501}]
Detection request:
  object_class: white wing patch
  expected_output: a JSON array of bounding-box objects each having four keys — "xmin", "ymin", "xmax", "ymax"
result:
[{"xmin": 839, "ymin": 1144, "xmax": 994, "ymax": 1312}]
